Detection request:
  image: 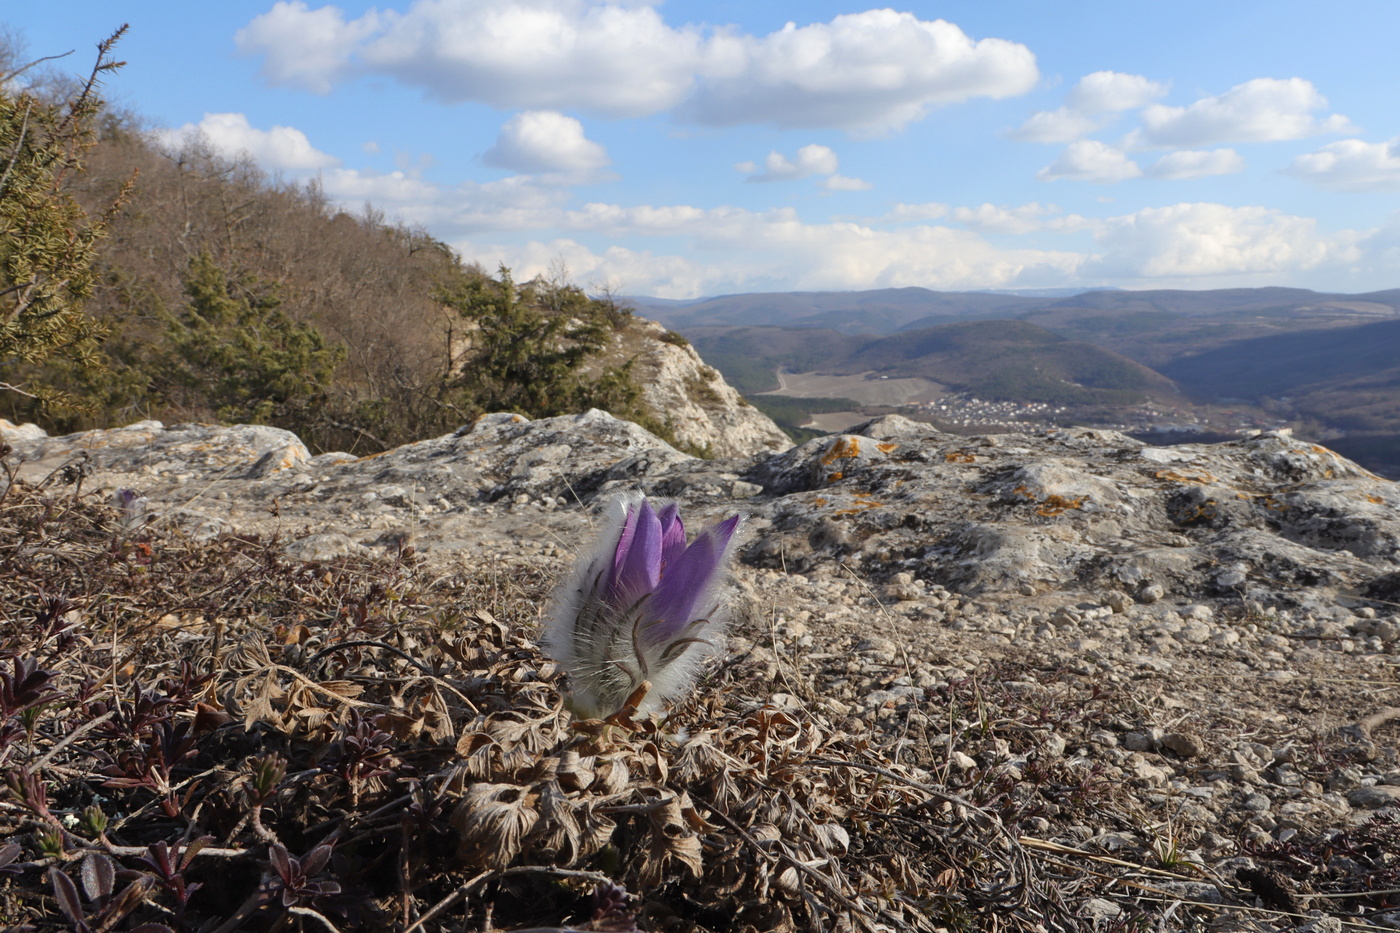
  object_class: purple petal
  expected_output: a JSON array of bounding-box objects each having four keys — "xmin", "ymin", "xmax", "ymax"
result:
[
  {"xmin": 609, "ymin": 499, "xmax": 662, "ymax": 607},
  {"xmin": 611, "ymin": 501, "xmax": 642, "ymax": 581},
  {"xmin": 657, "ymin": 502, "xmax": 686, "ymax": 571},
  {"xmin": 642, "ymin": 514, "xmax": 741, "ymax": 643}
]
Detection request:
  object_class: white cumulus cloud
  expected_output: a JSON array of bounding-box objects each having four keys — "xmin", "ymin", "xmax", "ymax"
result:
[
  {"xmin": 736, "ymin": 144, "xmax": 869, "ymax": 189},
  {"xmin": 1134, "ymin": 78, "xmax": 1353, "ymax": 148},
  {"xmin": 482, "ymin": 110, "xmax": 610, "ymax": 175},
  {"xmin": 1037, "ymin": 141, "xmax": 1142, "ymax": 183},
  {"xmin": 1009, "ymin": 109, "xmax": 1100, "ymax": 144},
  {"xmin": 1147, "ymin": 148, "xmax": 1246, "ymax": 180},
  {"xmin": 241, "ymin": 0, "xmax": 704, "ymax": 116},
  {"xmin": 155, "ymin": 112, "xmax": 339, "ymax": 171},
  {"xmin": 1067, "ymin": 71, "xmax": 1169, "ymax": 114},
  {"xmin": 882, "ymin": 202, "xmax": 950, "ymax": 222},
  {"xmin": 685, "ymin": 10, "xmax": 1038, "ymax": 132},
  {"xmin": 740, "ymin": 144, "xmax": 839, "ymax": 182},
  {"xmin": 948, "ymin": 202, "xmax": 1090, "ymax": 235},
  {"xmin": 822, "ymin": 174, "xmax": 873, "ymax": 191},
  {"xmin": 1087, "ymin": 202, "xmax": 1358, "ymax": 279},
  {"xmin": 235, "ymin": 1, "xmax": 383, "ymax": 95},
  {"xmin": 236, "ymin": 3, "xmax": 1037, "ymax": 132},
  {"xmin": 455, "ymin": 211, "xmax": 1083, "ymax": 297},
  {"xmin": 1011, "ymin": 71, "xmax": 1166, "ymax": 142},
  {"xmin": 1286, "ymin": 138, "xmax": 1400, "ymax": 192}
]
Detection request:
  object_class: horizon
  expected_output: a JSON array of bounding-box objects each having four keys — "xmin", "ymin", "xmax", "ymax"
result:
[
  {"xmin": 621, "ymin": 282, "xmax": 1400, "ymax": 304},
  {"xmin": 9, "ymin": 2, "xmax": 1400, "ymax": 298}
]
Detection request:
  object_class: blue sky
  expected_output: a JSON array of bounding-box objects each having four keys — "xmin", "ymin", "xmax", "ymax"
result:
[{"xmin": 10, "ymin": 1, "xmax": 1400, "ymax": 297}]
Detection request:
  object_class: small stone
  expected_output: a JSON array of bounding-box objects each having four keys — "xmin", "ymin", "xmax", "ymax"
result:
[
  {"xmin": 1139, "ymin": 583, "xmax": 1165, "ymax": 604},
  {"xmin": 1103, "ymin": 591, "xmax": 1134, "ymax": 613},
  {"xmin": 1089, "ymin": 729, "xmax": 1119, "ymax": 748},
  {"xmin": 1079, "ymin": 898, "xmax": 1122, "ymax": 921},
  {"xmin": 282, "ymin": 533, "xmax": 359, "ymax": 561},
  {"xmin": 882, "ymin": 583, "xmax": 923, "ymax": 602},
  {"xmin": 950, "ymin": 751, "xmax": 977, "ymax": 771},
  {"xmin": 1292, "ymin": 920, "xmax": 1343, "ymax": 933},
  {"xmin": 731, "ymin": 480, "xmax": 763, "ymax": 498},
  {"xmin": 1347, "ymin": 785, "xmax": 1400, "ymax": 809},
  {"xmin": 1161, "ymin": 733, "xmax": 1205, "ymax": 758},
  {"xmin": 1123, "ymin": 732, "xmax": 1153, "ymax": 752}
]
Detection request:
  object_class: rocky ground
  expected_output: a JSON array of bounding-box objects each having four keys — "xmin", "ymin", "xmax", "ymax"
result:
[{"xmin": 4, "ymin": 411, "xmax": 1399, "ymax": 931}]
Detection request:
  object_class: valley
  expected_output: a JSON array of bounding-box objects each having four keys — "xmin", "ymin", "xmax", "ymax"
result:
[{"xmin": 636, "ymin": 287, "xmax": 1400, "ymax": 477}]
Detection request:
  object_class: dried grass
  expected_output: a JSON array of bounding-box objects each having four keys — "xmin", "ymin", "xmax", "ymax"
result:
[{"xmin": 2, "ymin": 451, "xmax": 1392, "ymax": 931}]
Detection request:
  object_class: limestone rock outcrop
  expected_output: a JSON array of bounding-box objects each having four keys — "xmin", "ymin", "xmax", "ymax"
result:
[
  {"xmin": 607, "ymin": 317, "xmax": 792, "ymax": 458},
  {"xmin": 4, "ymin": 411, "xmax": 1397, "ymax": 618}
]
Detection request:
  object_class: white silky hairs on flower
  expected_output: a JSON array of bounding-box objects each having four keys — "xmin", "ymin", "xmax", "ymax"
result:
[{"xmin": 543, "ymin": 491, "xmax": 744, "ymax": 720}]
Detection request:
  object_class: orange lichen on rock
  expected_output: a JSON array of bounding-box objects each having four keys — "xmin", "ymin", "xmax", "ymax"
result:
[
  {"xmin": 1154, "ymin": 468, "xmax": 1217, "ymax": 485},
  {"xmin": 834, "ymin": 491, "xmax": 884, "ymax": 516},
  {"xmin": 876, "ymin": 443, "xmax": 899, "ymax": 453},
  {"xmin": 1035, "ymin": 495, "xmax": 1087, "ymax": 517},
  {"xmin": 945, "ymin": 451, "xmax": 976, "ymax": 463},
  {"xmin": 821, "ymin": 436, "xmax": 862, "ymax": 464}
]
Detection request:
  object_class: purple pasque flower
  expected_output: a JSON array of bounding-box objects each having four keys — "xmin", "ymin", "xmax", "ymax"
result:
[
  {"xmin": 111, "ymin": 488, "xmax": 148, "ymax": 531},
  {"xmin": 544, "ymin": 492, "xmax": 743, "ymax": 719}
]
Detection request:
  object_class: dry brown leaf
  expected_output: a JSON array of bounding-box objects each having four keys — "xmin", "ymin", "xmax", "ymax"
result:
[
  {"xmin": 592, "ymin": 756, "xmax": 631, "ymax": 795},
  {"xmin": 454, "ymin": 731, "xmax": 498, "ymax": 780},
  {"xmin": 418, "ymin": 686, "xmax": 455, "ymax": 743},
  {"xmin": 451, "ymin": 782, "xmax": 539, "ymax": 868},
  {"xmin": 572, "ymin": 799, "xmax": 617, "ymax": 862},
  {"xmin": 639, "ymin": 794, "xmax": 703, "ymax": 887},
  {"xmin": 556, "ymin": 749, "xmax": 595, "ymax": 792},
  {"xmin": 642, "ymin": 741, "xmax": 669, "ymax": 784},
  {"xmin": 812, "ymin": 823, "xmax": 850, "ymax": 856},
  {"xmin": 528, "ymin": 779, "xmax": 582, "ymax": 863}
]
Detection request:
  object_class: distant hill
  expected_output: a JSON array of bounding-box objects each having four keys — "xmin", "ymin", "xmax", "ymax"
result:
[
  {"xmin": 1154, "ymin": 317, "xmax": 1400, "ymax": 474},
  {"xmin": 1161, "ymin": 317, "xmax": 1400, "ymax": 427},
  {"xmin": 628, "ymin": 287, "xmax": 1048, "ymax": 333},
  {"xmin": 628, "ymin": 286, "xmax": 1400, "ymax": 342},
  {"xmin": 689, "ymin": 319, "xmax": 1182, "ymax": 408}
]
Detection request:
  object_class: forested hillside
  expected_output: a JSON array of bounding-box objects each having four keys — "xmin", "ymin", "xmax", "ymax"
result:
[{"xmin": 0, "ymin": 34, "xmax": 662, "ymax": 455}]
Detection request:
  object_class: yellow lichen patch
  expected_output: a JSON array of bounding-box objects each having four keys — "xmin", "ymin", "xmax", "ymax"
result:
[
  {"xmin": 1011, "ymin": 484, "xmax": 1037, "ymax": 500},
  {"xmin": 828, "ymin": 471, "xmax": 844, "ymax": 482},
  {"xmin": 1154, "ymin": 468, "xmax": 1217, "ymax": 485},
  {"xmin": 1035, "ymin": 495, "xmax": 1087, "ymax": 517},
  {"xmin": 1261, "ymin": 496, "xmax": 1287, "ymax": 511},
  {"xmin": 1180, "ymin": 502, "xmax": 1218, "ymax": 524},
  {"xmin": 1367, "ymin": 494, "xmax": 1385, "ymax": 505},
  {"xmin": 834, "ymin": 492, "xmax": 883, "ymax": 517},
  {"xmin": 821, "ymin": 436, "xmax": 862, "ymax": 465},
  {"xmin": 876, "ymin": 442, "xmax": 899, "ymax": 453},
  {"xmin": 945, "ymin": 450, "xmax": 976, "ymax": 463},
  {"xmin": 813, "ymin": 497, "xmax": 829, "ymax": 507}
]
